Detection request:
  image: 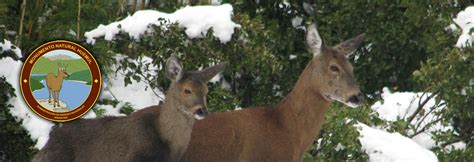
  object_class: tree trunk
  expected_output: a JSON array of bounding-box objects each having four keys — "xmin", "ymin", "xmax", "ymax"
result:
[
  {"xmin": 117, "ymin": 0, "xmax": 124, "ymax": 16},
  {"xmin": 141, "ymin": 0, "xmax": 146, "ymax": 10},
  {"xmin": 133, "ymin": 0, "xmax": 138, "ymax": 12},
  {"xmin": 77, "ymin": 0, "xmax": 81, "ymax": 40},
  {"xmin": 17, "ymin": 0, "xmax": 27, "ymax": 47}
]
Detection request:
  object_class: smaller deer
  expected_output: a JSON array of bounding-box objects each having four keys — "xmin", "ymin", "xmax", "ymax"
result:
[
  {"xmin": 33, "ymin": 55, "xmax": 226, "ymax": 162},
  {"xmin": 46, "ymin": 62, "xmax": 69, "ymax": 108}
]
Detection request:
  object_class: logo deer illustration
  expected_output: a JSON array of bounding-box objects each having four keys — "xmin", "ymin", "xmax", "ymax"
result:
[{"xmin": 46, "ymin": 63, "xmax": 69, "ymax": 108}]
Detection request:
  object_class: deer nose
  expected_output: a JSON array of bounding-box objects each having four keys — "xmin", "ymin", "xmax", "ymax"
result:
[
  {"xmin": 196, "ymin": 107, "xmax": 209, "ymax": 117},
  {"xmin": 348, "ymin": 93, "xmax": 364, "ymax": 105}
]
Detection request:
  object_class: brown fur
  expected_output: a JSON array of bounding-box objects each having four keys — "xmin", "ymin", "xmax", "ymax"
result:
[
  {"xmin": 183, "ymin": 24, "xmax": 366, "ymax": 161},
  {"xmin": 33, "ymin": 56, "xmax": 226, "ymax": 162},
  {"xmin": 46, "ymin": 63, "xmax": 69, "ymax": 107}
]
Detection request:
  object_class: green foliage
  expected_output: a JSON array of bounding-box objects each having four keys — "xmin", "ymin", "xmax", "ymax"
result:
[
  {"xmin": 414, "ymin": 47, "xmax": 473, "ymax": 159},
  {"xmin": 94, "ymin": 99, "xmax": 135, "ymax": 116},
  {"xmin": 207, "ymin": 85, "xmax": 240, "ymax": 112},
  {"xmin": 436, "ymin": 144, "xmax": 474, "ymax": 161},
  {"xmin": 119, "ymin": 102, "xmax": 135, "ymax": 115},
  {"xmin": 304, "ymin": 103, "xmax": 381, "ymax": 161}
]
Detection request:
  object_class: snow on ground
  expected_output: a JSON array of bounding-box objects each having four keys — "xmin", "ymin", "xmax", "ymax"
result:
[
  {"xmin": 452, "ymin": 6, "xmax": 474, "ymax": 47},
  {"xmin": 1, "ymin": 39, "xmax": 22, "ymax": 58},
  {"xmin": 371, "ymin": 87, "xmax": 453, "ymax": 149},
  {"xmin": 85, "ymin": 4, "xmax": 240, "ymax": 44},
  {"xmin": 0, "ymin": 40, "xmax": 55, "ymax": 149},
  {"xmin": 358, "ymin": 123, "xmax": 438, "ymax": 162}
]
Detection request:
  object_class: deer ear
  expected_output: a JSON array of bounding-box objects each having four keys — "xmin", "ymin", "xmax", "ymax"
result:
[
  {"xmin": 199, "ymin": 62, "xmax": 227, "ymax": 82},
  {"xmin": 306, "ymin": 23, "xmax": 323, "ymax": 56},
  {"xmin": 166, "ymin": 55, "xmax": 183, "ymax": 82},
  {"xmin": 334, "ymin": 33, "xmax": 366, "ymax": 57}
]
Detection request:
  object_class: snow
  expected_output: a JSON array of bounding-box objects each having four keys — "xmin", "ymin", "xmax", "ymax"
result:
[
  {"xmin": 0, "ymin": 42, "xmax": 55, "ymax": 149},
  {"xmin": 289, "ymin": 54, "xmax": 297, "ymax": 60},
  {"xmin": 100, "ymin": 54, "xmax": 164, "ymax": 110},
  {"xmin": 371, "ymin": 87, "xmax": 451, "ymax": 149},
  {"xmin": 452, "ymin": 6, "xmax": 474, "ymax": 47},
  {"xmin": 291, "ymin": 16, "xmax": 304, "ymax": 30},
  {"xmin": 358, "ymin": 123, "xmax": 438, "ymax": 162},
  {"xmin": 95, "ymin": 103, "xmax": 126, "ymax": 117},
  {"xmin": 371, "ymin": 87, "xmax": 442, "ymax": 122},
  {"xmin": 1, "ymin": 39, "xmax": 22, "ymax": 58},
  {"xmin": 85, "ymin": 4, "xmax": 240, "ymax": 44},
  {"xmin": 0, "ymin": 41, "xmax": 162, "ymax": 149}
]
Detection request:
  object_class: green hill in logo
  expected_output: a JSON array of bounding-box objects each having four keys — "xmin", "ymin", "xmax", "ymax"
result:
[
  {"xmin": 30, "ymin": 56, "xmax": 92, "ymax": 91},
  {"xmin": 32, "ymin": 57, "xmax": 89, "ymax": 74}
]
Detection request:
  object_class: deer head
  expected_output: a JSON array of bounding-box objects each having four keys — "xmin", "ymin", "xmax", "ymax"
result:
[
  {"xmin": 57, "ymin": 62, "xmax": 70, "ymax": 78},
  {"xmin": 165, "ymin": 55, "xmax": 227, "ymax": 120},
  {"xmin": 306, "ymin": 23, "xmax": 365, "ymax": 108}
]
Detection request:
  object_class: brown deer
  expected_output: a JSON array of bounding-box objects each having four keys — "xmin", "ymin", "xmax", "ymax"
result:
[
  {"xmin": 33, "ymin": 55, "xmax": 226, "ymax": 162},
  {"xmin": 183, "ymin": 24, "xmax": 366, "ymax": 161},
  {"xmin": 46, "ymin": 62, "xmax": 69, "ymax": 108}
]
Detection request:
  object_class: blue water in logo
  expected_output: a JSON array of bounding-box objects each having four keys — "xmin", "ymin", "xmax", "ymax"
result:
[{"xmin": 33, "ymin": 80, "xmax": 91, "ymax": 109}]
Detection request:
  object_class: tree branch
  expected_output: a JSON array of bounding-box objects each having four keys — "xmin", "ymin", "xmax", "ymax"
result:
[
  {"xmin": 414, "ymin": 102, "xmax": 445, "ymax": 131},
  {"xmin": 77, "ymin": 0, "xmax": 81, "ymax": 40},
  {"xmin": 406, "ymin": 91, "xmax": 438, "ymax": 124},
  {"xmin": 410, "ymin": 117, "xmax": 442, "ymax": 138}
]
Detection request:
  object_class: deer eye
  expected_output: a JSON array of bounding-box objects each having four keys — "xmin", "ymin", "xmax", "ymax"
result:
[
  {"xmin": 184, "ymin": 89, "xmax": 192, "ymax": 94},
  {"xmin": 330, "ymin": 65, "xmax": 340, "ymax": 72}
]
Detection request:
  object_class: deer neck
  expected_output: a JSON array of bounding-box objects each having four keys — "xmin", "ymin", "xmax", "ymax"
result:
[
  {"xmin": 157, "ymin": 96, "xmax": 194, "ymax": 159},
  {"xmin": 56, "ymin": 72, "xmax": 64, "ymax": 80},
  {"xmin": 277, "ymin": 61, "xmax": 331, "ymax": 150}
]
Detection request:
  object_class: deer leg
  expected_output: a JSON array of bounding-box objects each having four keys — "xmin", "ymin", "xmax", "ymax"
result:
[
  {"xmin": 48, "ymin": 89, "xmax": 51, "ymax": 103},
  {"xmin": 52, "ymin": 91, "xmax": 55, "ymax": 107},
  {"xmin": 57, "ymin": 90, "xmax": 61, "ymax": 108},
  {"xmin": 55, "ymin": 91, "xmax": 59, "ymax": 107},
  {"xmin": 53, "ymin": 91, "xmax": 58, "ymax": 108}
]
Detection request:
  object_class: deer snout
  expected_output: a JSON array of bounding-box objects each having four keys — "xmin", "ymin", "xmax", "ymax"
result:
[
  {"xmin": 347, "ymin": 93, "xmax": 364, "ymax": 107},
  {"xmin": 193, "ymin": 106, "xmax": 208, "ymax": 120},
  {"xmin": 196, "ymin": 108, "xmax": 209, "ymax": 116}
]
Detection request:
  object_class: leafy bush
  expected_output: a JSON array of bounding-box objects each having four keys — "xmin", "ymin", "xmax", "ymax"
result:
[{"xmin": 0, "ymin": 77, "xmax": 37, "ymax": 161}]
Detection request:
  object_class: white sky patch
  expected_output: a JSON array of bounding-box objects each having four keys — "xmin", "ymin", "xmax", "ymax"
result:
[
  {"xmin": 44, "ymin": 49, "xmax": 81, "ymax": 59},
  {"xmin": 358, "ymin": 123, "xmax": 438, "ymax": 162},
  {"xmin": 85, "ymin": 4, "xmax": 240, "ymax": 44},
  {"xmin": 452, "ymin": 6, "xmax": 474, "ymax": 47}
]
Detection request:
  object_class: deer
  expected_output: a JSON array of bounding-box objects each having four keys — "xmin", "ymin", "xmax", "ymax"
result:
[
  {"xmin": 33, "ymin": 55, "xmax": 226, "ymax": 162},
  {"xmin": 46, "ymin": 62, "xmax": 69, "ymax": 108},
  {"xmin": 182, "ymin": 23, "xmax": 366, "ymax": 161}
]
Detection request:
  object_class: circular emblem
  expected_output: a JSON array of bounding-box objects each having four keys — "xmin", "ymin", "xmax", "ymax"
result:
[{"xmin": 20, "ymin": 40, "xmax": 101, "ymax": 122}]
